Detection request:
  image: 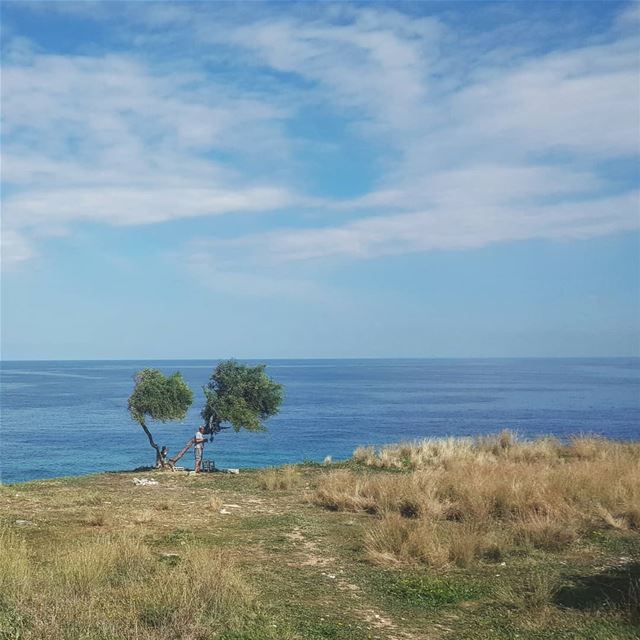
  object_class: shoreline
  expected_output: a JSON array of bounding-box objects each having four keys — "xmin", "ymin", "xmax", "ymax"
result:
[
  {"xmin": 5, "ymin": 430, "xmax": 640, "ymax": 487},
  {"xmin": 4, "ymin": 431, "xmax": 640, "ymax": 486},
  {"xmin": 2, "ymin": 433, "xmax": 639, "ymax": 639}
]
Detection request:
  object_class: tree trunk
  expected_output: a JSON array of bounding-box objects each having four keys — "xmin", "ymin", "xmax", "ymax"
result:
[
  {"xmin": 140, "ymin": 420, "xmax": 165, "ymax": 468},
  {"xmin": 169, "ymin": 437, "xmax": 196, "ymax": 465}
]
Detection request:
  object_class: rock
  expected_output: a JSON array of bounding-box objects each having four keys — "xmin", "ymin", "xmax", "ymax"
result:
[
  {"xmin": 225, "ymin": 468, "xmax": 240, "ymax": 475},
  {"xmin": 219, "ymin": 509, "xmax": 232, "ymax": 515},
  {"xmin": 15, "ymin": 519, "xmax": 34, "ymax": 526}
]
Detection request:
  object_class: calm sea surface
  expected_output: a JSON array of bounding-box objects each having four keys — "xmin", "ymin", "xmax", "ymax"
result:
[{"xmin": 1, "ymin": 359, "xmax": 638, "ymax": 484}]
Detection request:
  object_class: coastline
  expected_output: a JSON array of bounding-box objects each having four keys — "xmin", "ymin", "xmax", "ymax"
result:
[{"xmin": 2, "ymin": 434, "xmax": 638, "ymax": 639}]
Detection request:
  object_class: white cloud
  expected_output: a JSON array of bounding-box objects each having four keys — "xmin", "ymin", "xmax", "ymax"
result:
[
  {"xmin": 211, "ymin": 188, "xmax": 639, "ymax": 263},
  {"xmin": 2, "ymin": 3, "xmax": 639, "ymax": 271},
  {"xmin": 1, "ymin": 48, "xmax": 297, "ymax": 253},
  {"xmin": 202, "ymin": 7, "xmax": 639, "ymax": 264},
  {"xmin": 7, "ymin": 185, "xmax": 294, "ymax": 227},
  {"xmin": 446, "ymin": 38, "xmax": 640, "ymax": 159},
  {"xmin": 226, "ymin": 9, "xmax": 440, "ymax": 139}
]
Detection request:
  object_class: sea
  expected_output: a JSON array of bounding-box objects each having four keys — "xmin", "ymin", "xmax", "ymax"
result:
[{"xmin": 1, "ymin": 359, "xmax": 639, "ymax": 484}]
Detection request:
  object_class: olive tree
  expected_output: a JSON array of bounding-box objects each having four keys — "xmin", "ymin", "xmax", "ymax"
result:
[
  {"xmin": 168, "ymin": 360, "xmax": 283, "ymax": 465},
  {"xmin": 128, "ymin": 368, "xmax": 193, "ymax": 467},
  {"xmin": 169, "ymin": 360, "xmax": 282, "ymax": 465},
  {"xmin": 202, "ymin": 360, "xmax": 283, "ymax": 433}
]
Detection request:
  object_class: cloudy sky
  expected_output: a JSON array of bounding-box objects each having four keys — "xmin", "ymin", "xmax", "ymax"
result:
[{"xmin": 2, "ymin": 1, "xmax": 639, "ymax": 359}]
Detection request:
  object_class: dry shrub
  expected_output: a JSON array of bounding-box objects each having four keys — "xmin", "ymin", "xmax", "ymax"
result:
[
  {"xmin": 84, "ymin": 510, "xmax": 109, "ymax": 527},
  {"xmin": 513, "ymin": 514, "xmax": 578, "ymax": 551},
  {"xmin": 315, "ymin": 433, "xmax": 640, "ymax": 567},
  {"xmin": 622, "ymin": 506, "xmax": 640, "ymax": 531},
  {"xmin": 365, "ymin": 514, "xmax": 449, "ymax": 567},
  {"xmin": 494, "ymin": 569, "xmax": 560, "ymax": 611},
  {"xmin": 352, "ymin": 432, "xmax": 639, "ymax": 471},
  {"xmin": 207, "ymin": 494, "xmax": 224, "ymax": 511},
  {"xmin": 0, "ymin": 528, "xmax": 30, "ymax": 599},
  {"xmin": 364, "ymin": 516, "xmax": 504, "ymax": 568},
  {"xmin": 353, "ymin": 446, "xmax": 376, "ymax": 466},
  {"xmin": 128, "ymin": 548, "xmax": 253, "ymax": 633},
  {"xmin": 314, "ymin": 469, "xmax": 447, "ymax": 517},
  {"xmin": 133, "ymin": 509, "xmax": 154, "ymax": 524},
  {"xmin": 53, "ymin": 533, "xmax": 153, "ymax": 594},
  {"xmin": 257, "ymin": 465, "xmax": 300, "ymax": 491},
  {"xmin": 313, "ymin": 470, "xmax": 376, "ymax": 512}
]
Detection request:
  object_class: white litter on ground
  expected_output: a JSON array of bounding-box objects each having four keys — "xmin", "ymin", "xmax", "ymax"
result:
[{"xmin": 133, "ymin": 477, "xmax": 159, "ymax": 486}]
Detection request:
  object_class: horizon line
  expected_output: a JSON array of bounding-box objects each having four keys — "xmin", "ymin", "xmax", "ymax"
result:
[{"xmin": 2, "ymin": 356, "xmax": 639, "ymax": 363}]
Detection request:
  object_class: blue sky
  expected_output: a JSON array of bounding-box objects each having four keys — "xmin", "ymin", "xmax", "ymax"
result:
[{"xmin": 1, "ymin": 1, "xmax": 639, "ymax": 359}]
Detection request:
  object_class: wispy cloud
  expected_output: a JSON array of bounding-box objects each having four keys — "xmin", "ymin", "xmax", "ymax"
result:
[
  {"xmin": 1, "ymin": 44, "xmax": 298, "ymax": 263},
  {"xmin": 191, "ymin": 5, "xmax": 639, "ymax": 264},
  {"xmin": 2, "ymin": 2, "xmax": 638, "ymax": 271}
]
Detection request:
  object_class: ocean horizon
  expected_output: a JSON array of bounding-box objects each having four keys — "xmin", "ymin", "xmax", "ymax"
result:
[{"xmin": 2, "ymin": 357, "xmax": 639, "ymax": 484}]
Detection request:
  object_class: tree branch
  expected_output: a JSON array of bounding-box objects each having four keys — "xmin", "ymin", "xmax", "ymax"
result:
[{"xmin": 169, "ymin": 437, "xmax": 196, "ymax": 465}]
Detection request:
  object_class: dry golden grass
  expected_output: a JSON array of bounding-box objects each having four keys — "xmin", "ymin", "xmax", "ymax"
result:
[
  {"xmin": 316, "ymin": 433, "xmax": 640, "ymax": 566},
  {"xmin": 0, "ymin": 527, "xmax": 256, "ymax": 639},
  {"xmin": 207, "ymin": 493, "xmax": 224, "ymax": 511},
  {"xmin": 493, "ymin": 568, "xmax": 561, "ymax": 612},
  {"xmin": 83, "ymin": 510, "xmax": 110, "ymax": 527},
  {"xmin": 257, "ymin": 465, "xmax": 301, "ymax": 491},
  {"xmin": 133, "ymin": 508, "xmax": 155, "ymax": 524}
]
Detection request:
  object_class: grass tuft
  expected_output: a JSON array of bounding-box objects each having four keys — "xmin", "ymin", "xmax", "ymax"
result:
[{"xmin": 257, "ymin": 465, "xmax": 301, "ymax": 491}]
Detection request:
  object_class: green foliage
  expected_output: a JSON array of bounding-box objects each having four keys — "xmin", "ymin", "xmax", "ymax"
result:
[
  {"xmin": 128, "ymin": 369, "xmax": 193, "ymax": 426},
  {"xmin": 201, "ymin": 360, "xmax": 283, "ymax": 433}
]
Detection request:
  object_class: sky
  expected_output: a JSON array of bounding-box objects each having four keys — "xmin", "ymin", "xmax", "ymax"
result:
[{"xmin": 1, "ymin": 0, "xmax": 639, "ymax": 359}]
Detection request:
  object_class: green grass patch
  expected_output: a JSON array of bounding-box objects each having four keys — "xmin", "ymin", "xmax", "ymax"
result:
[{"xmin": 377, "ymin": 571, "xmax": 483, "ymax": 609}]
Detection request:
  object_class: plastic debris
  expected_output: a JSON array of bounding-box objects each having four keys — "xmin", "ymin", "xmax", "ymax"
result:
[{"xmin": 133, "ymin": 477, "xmax": 159, "ymax": 486}]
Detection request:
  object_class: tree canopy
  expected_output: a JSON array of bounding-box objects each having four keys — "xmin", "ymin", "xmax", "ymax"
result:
[
  {"xmin": 201, "ymin": 360, "xmax": 283, "ymax": 433},
  {"xmin": 128, "ymin": 368, "xmax": 193, "ymax": 426}
]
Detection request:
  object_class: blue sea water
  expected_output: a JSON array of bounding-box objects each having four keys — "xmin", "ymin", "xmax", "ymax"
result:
[{"xmin": 1, "ymin": 359, "xmax": 638, "ymax": 484}]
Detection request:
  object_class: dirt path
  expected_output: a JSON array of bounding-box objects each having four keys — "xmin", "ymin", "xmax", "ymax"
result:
[{"xmin": 285, "ymin": 525, "xmax": 431, "ymax": 640}]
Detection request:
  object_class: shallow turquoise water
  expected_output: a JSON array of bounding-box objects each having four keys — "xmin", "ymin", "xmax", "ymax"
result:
[{"xmin": 1, "ymin": 359, "xmax": 638, "ymax": 483}]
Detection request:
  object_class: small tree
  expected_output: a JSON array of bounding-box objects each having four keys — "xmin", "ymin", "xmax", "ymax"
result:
[
  {"xmin": 201, "ymin": 360, "xmax": 283, "ymax": 434},
  {"xmin": 128, "ymin": 368, "xmax": 193, "ymax": 467}
]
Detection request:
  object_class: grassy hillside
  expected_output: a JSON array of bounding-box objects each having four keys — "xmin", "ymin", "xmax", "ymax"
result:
[{"xmin": 1, "ymin": 433, "xmax": 639, "ymax": 640}]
